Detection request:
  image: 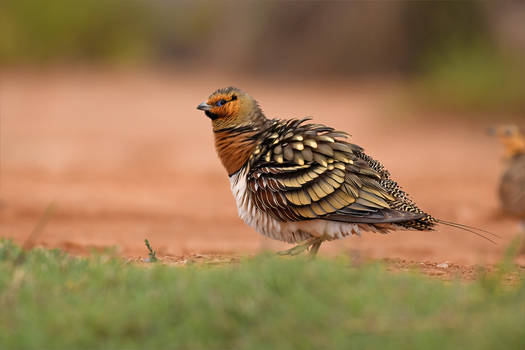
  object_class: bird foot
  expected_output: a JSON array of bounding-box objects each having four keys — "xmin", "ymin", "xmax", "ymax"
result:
[{"xmin": 277, "ymin": 237, "xmax": 322, "ymax": 256}]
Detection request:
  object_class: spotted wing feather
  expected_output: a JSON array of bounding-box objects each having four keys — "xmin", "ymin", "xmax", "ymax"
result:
[{"xmin": 246, "ymin": 119, "xmax": 433, "ymax": 229}]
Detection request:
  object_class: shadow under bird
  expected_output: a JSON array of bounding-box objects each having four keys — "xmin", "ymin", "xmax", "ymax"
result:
[{"xmin": 197, "ymin": 87, "xmax": 497, "ymax": 255}]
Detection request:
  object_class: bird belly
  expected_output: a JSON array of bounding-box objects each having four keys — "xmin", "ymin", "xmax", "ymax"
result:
[{"xmin": 229, "ymin": 169, "xmax": 371, "ymax": 243}]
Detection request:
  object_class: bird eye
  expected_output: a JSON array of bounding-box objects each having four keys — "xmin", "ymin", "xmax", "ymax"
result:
[{"xmin": 216, "ymin": 99, "xmax": 226, "ymax": 107}]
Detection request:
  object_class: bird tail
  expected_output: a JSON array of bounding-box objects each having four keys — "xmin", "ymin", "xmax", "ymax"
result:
[
  {"xmin": 398, "ymin": 214, "xmax": 500, "ymax": 244},
  {"xmin": 436, "ymin": 218, "xmax": 500, "ymax": 244}
]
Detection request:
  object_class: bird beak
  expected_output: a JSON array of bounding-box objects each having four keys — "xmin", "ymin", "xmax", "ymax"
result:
[{"xmin": 197, "ymin": 102, "xmax": 211, "ymax": 111}]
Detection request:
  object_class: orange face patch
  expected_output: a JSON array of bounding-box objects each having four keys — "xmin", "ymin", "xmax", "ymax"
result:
[
  {"xmin": 207, "ymin": 94, "xmax": 240, "ymax": 120},
  {"xmin": 494, "ymin": 125, "xmax": 525, "ymax": 157}
]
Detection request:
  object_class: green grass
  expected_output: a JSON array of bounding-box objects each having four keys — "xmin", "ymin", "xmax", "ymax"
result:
[{"xmin": 0, "ymin": 240, "xmax": 524, "ymax": 350}]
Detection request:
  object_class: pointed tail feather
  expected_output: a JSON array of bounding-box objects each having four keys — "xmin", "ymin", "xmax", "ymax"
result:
[{"xmin": 437, "ymin": 219, "xmax": 500, "ymax": 244}]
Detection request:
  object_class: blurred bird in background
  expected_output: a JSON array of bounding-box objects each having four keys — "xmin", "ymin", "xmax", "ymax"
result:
[
  {"xmin": 491, "ymin": 124, "xmax": 525, "ymax": 254},
  {"xmin": 197, "ymin": 87, "xmax": 496, "ymax": 256}
]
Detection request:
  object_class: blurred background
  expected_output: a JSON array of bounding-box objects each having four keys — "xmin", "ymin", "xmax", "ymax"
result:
[{"xmin": 1, "ymin": 1, "xmax": 525, "ymax": 263}]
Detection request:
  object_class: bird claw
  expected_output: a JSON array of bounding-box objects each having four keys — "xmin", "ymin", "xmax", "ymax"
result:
[
  {"xmin": 277, "ymin": 245, "xmax": 309, "ymax": 256},
  {"xmin": 277, "ymin": 238, "xmax": 322, "ymax": 256}
]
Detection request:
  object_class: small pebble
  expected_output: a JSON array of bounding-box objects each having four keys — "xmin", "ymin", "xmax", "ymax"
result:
[{"xmin": 436, "ymin": 262, "xmax": 449, "ymax": 269}]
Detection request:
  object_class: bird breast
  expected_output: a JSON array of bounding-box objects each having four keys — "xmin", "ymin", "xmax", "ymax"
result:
[
  {"xmin": 214, "ymin": 129, "xmax": 257, "ymax": 175},
  {"xmin": 499, "ymin": 155, "xmax": 525, "ymax": 217}
]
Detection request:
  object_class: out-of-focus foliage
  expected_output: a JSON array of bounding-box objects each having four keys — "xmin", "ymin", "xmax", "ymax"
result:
[
  {"xmin": 416, "ymin": 45, "xmax": 525, "ymax": 113},
  {"xmin": 0, "ymin": 0, "xmax": 512, "ymax": 72},
  {"xmin": 0, "ymin": 0, "xmax": 154, "ymax": 64},
  {"xmin": 404, "ymin": 2, "xmax": 525, "ymax": 114},
  {"xmin": 1, "ymin": 0, "xmax": 524, "ymax": 114}
]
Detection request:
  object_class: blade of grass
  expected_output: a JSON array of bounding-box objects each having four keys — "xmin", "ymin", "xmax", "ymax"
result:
[
  {"xmin": 144, "ymin": 238, "xmax": 158, "ymax": 263},
  {"xmin": 13, "ymin": 202, "xmax": 56, "ymax": 265}
]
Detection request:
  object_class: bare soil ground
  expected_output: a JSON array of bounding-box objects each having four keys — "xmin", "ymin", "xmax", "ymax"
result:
[
  {"xmin": 129, "ymin": 253, "xmax": 525, "ymax": 283},
  {"xmin": 1, "ymin": 69, "xmax": 524, "ymax": 275}
]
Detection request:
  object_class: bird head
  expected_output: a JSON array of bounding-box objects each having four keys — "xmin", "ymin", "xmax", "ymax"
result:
[
  {"xmin": 489, "ymin": 124, "xmax": 525, "ymax": 158},
  {"xmin": 197, "ymin": 87, "xmax": 263, "ymax": 131}
]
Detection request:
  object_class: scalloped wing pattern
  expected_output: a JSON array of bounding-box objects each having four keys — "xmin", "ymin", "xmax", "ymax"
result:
[{"xmin": 246, "ymin": 119, "xmax": 435, "ymax": 230}]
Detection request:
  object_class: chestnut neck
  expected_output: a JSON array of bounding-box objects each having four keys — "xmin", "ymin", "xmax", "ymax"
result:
[{"xmin": 214, "ymin": 126, "xmax": 259, "ymax": 176}]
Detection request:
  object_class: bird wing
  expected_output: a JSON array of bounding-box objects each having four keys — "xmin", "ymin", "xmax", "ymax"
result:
[{"xmin": 246, "ymin": 119, "xmax": 426, "ymax": 224}]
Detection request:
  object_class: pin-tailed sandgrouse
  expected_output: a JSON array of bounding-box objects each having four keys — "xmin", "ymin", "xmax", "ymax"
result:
[{"xmin": 197, "ymin": 87, "xmax": 494, "ymax": 255}]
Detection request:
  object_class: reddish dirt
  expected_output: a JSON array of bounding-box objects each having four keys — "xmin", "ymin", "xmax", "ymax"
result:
[
  {"xmin": 1, "ymin": 69, "xmax": 524, "ymax": 271},
  {"xmin": 129, "ymin": 254, "xmax": 525, "ymax": 283}
]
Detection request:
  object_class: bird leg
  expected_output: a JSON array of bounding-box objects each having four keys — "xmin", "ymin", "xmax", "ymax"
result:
[
  {"xmin": 309, "ymin": 240, "xmax": 322, "ymax": 257},
  {"xmin": 277, "ymin": 237, "xmax": 322, "ymax": 256}
]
